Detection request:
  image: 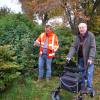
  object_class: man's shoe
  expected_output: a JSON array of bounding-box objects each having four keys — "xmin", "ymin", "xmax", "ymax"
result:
[
  {"xmin": 46, "ymin": 78, "xmax": 50, "ymax": 82},
  {"xmin": 84, "ymin": 89, "xmax": 92, "ymax": 93},
  {"xmin": 37, "ymin": 78, "xmax": 42, "ymax": 82}
]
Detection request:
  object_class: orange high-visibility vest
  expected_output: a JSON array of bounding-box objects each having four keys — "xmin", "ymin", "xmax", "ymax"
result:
[{"xmin": 36, "ymin": 31, "xmax": 59, "ymax": 58}]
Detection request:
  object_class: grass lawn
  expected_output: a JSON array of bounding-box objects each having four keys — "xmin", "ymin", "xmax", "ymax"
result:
[{"xmin": 0, "ymin": 67, "xmax": 100, "ymax": 100}]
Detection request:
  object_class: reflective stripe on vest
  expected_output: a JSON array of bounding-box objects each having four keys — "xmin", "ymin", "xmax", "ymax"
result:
[
  {"xmin": 41, "ymin": 33, "xmax": 45, "ymax": 40},
  {"xmin": 52, "ymin": 35, "xmax": 54, "ymax": 49},
  {"xmin": 49, "ymin": 53, "xmax": 55, "ymax": 56},
  {"xmin": 40, "ymin": 51, "xmax": 42, "ymax": 54},
  {"xmin": 36, "ymin": 40, "xmax": 40, "ymax": 44}
]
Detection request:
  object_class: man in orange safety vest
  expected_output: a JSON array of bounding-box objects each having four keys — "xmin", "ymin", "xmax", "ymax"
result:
[{"xmin": 34, "ymin": 23, "xmax": 59, "ymax": 82}]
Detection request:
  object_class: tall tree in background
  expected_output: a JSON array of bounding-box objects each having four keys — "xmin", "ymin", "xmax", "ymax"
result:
[{"xmin": 19, "ymin": 0, "xmax": 100, "ymax": 34}]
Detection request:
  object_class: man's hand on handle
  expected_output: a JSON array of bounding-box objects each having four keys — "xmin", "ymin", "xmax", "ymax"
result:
[
  {"xmin": 34, "ymin": 44, "xmax": 37, "ymax": 47},
  {"xmin": 88, "ymin": 59, "xmax": 93, "ymax": 66},
  {"xmin": 34, "ymin": 41, "xmax": 40, "ymax": 47},
  {"xmin": 34, "ymin": 41, "xmax": 54, "ymax": 53},
  {"xmin": 49, "ymin": 49, "xmax": 54, "ymax": 53},
  {"xmin": 66, "ymin": 57, "xmax": 71, "ymax": 63}
]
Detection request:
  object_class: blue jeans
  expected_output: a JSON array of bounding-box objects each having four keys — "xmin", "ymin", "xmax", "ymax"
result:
[
  {"xmin": 78, "ymin": 57, "xmax": 94, "ymax": 90},
  {"xmin": 38, "ymin": 54, "xmax": 52, "ymax": 78}
]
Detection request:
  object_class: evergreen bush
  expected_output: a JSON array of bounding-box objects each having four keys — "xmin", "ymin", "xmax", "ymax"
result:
[{"xmin": 0, "ymin": 45, "xmax": 23, "ymax": 91}]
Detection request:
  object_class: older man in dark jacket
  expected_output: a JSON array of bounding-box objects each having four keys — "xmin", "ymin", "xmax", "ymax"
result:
[{"xmin": 66, "ymin": 23, "xmax": 96, "ymax": 91}]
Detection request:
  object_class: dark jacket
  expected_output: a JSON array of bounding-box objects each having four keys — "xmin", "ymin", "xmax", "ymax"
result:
[{"xmin": 67, "ymin": 31, "xmax": 96, "ymax": 68}]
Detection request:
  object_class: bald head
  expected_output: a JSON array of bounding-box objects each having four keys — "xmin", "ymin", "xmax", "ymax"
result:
[{"xmin": 78, "ymin": 23, "xmax": 87, "ymax": 35}]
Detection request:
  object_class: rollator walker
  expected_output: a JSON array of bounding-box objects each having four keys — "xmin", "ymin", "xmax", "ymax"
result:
[{"xmin": 50, "ymin": 60, "xmax": 95, "ymax": 100}]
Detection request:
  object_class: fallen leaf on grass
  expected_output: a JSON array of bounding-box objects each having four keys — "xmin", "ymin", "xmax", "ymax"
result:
[
  {"xmin": 18, "ymin": 90, "xmax": 22, "ymax": 94},
  {"xmin": 17, "ymin": 96, "xmax": 24, "ymax": 99}
]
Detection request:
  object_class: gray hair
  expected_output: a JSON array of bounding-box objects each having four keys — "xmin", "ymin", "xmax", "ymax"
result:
[{"xmin": 78, "ymin": 23, "xmax": 87, "ymax": 28}]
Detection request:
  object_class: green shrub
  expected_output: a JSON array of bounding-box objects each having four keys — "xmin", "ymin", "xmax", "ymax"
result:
[
  {"xmin": 51, "ymin": 28, "xmax": 77, "ymax": 76},
  {"xmin": 0, "ymin": 13, "xmax": 36, "ymax": 45},
  {"xmin": 16, "ymin": 25, "xmax": 44, "ymax": 79},
  {"xmin": 0, "ymin": 45, "xmax": 23, "ymax": 91},
  {"xmin": 0, "ymin": 13, "xmax": 44, "ymax": 80}
]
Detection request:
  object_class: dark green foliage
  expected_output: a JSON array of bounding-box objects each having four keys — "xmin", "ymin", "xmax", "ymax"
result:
[
  {"xmin": 51, "ymin": 28, "xmax": 77, "ymax": 76},
  {"xmin": 95, "ymin": 35, "xmax": 100, "ymax": 67},
  {"xmin": 0, "ymin": 13, "xmax": 37, "ymax": 45}
]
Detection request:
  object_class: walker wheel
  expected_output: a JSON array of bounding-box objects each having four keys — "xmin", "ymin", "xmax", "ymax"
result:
[{"xmin": 50, "ymin": 90, "xmax": 61, "ymax": 100}]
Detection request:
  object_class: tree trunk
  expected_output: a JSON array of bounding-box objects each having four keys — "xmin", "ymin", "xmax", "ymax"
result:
[{"xmin": 42, "ymin": 13, "xmax": 48, "ymax": 25}]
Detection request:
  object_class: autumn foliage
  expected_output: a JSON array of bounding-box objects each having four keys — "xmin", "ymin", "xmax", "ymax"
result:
[{"xmin": 19, "ymin": 0, "xmax": 100, "ymax": 34}]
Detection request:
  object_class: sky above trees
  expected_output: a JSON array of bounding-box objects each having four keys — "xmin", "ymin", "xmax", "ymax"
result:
[{"xmin": 0, "ymin": 0, "xmax": 22, "ymax": 13}]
